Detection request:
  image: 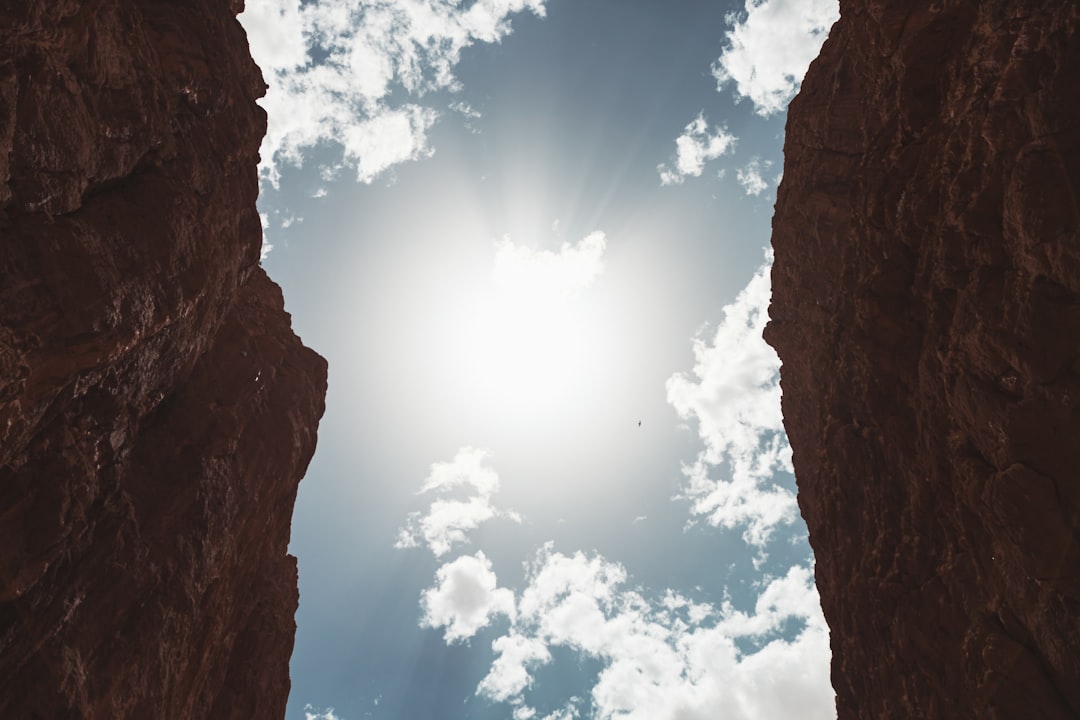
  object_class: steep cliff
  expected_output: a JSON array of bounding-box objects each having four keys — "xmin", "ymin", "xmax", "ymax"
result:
[
  {"xmin": 0, "ymin": 1, "xmax": 327, "ymax": 717},
  {"xmin": 767, "ymin": 1, "xmax": 1079, "ymax": 718}
]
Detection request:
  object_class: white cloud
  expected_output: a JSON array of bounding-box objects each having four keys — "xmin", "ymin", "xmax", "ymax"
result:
[
  {"xmin": 478, "ymin": 632, "xmax": 552, "ymax": 702},
  {"xmin": 418, "ymin": 446, "xmax": 501, "ymax": 496},
  {"xmin": 658, "ymin": 113, "xmax": 737, "ymax": 185},
  {"xmin": 472, "ymin": 546, "xmax": 833, "ymax": 720},
  {"xmin": 513, "ymin": 705, "xmax": 538, "ymax": 720},
  {"xmin": 666, "ymin": 250, "xmax": 797, "ymax": 546},
  {"xmin": 241, "ymin": 0, "xmax": 546, "ymax": 186},
  {"xmin": 450, "ymin": 100, "xmax": 482, "ymax": 120},
  {"xmin": 396, "ymin": 447, "xmax": 519, "ymax": 557},
  {"xmin": 540, "ymin": 706, "xmax": 581, "ymax": 720},
  {"xmin": 713, "ymin": 0, "xmax": 839, "ymax": 116},
  {"xmin": 243, "ymin": 0, "xmax": 309, "ymax": 73},
  {"xmin": 303, "ymin": 706, "xmax": 343, "ymax": 720},
  {"xmin": 421, "ymin": 552, "xmax": 516, "ymax": 643},
  {"xmin": 398, "ymin": 497, "xmax": 498, "ymax": 557},
  {"xmin": 678, "ymin": 455, "xmax": 796, "ymax": 547},
  {"xmin": 660, "ymin": 590, "xmax": 714, "ymax": 626},
  {"xmin": 736, "ymin": 157, "xmax": 773, "ymax": 196},
  {"xmin": 341, "ymin": 105, "xmax": 439, "ymax": 183}
]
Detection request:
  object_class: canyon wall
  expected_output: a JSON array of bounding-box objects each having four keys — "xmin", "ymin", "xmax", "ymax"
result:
[
  {"xmin": 767, "ymin": 1, "xmax": 1079, "ymax": 718},
  {"xmin": 0, "ymin": 1, "xmax": 327, "ymax": 717}
]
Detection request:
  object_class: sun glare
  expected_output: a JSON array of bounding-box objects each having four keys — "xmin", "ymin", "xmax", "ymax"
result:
[{"xmin": 444, "ymin": 232, "xmax": 612, "ymax": 426}]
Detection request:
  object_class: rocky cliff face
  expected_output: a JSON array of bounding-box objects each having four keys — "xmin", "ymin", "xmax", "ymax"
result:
[
  {"xmin": 0, "ymin": 1, "xmax": 327, "ymax": 717},
  {"xmin": 767, "ymin": 1, "xmax": 1079, "ymax": 718}
]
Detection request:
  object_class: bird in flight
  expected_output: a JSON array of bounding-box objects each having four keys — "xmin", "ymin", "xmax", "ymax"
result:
[{"xmin": 638, "ymin": 420, "xmax": 642, "ymax": 427}]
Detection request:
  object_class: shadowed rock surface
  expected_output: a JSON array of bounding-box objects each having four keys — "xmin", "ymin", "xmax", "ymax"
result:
[
  {"xmin": 768, "ymin": 1, "xmax": 1079, "ymax": 718},
  {"xmin": 0, "ymin": 1, "xmax": 327, "ymax": 717}
]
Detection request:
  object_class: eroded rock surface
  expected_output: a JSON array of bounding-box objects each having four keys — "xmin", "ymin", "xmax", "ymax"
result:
[
  {"xmin": 768, "ymin": 2, "xmax": 1079, "ymax": 718},
  {"xmin": 1, "ymin": 1, "xmax": 327, "ymax": 717}
]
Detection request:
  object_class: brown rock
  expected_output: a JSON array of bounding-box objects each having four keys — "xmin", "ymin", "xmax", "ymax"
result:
[
  {"xmin": 0, "ymin": 1, "xmax": 327, "ymax": 717},
  {"xmin": 767, "ymin": 1, "xmax": 1080, "ymax": 718}
]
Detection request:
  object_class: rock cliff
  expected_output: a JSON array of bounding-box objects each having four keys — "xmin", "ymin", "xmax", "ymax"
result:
[
  {"xmin": 0, "ymin": 1, "xmax": 327, "ymax": 717},
  {"xmin": 767, "ymin": 1, "xmax": 1079, "ymax": 718}
]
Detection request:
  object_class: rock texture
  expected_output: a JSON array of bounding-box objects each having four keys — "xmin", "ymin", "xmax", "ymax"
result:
[
  {"xmin": 0, "ymin": 1, "xmax": 327, "ymax": 718},
  {"xmin": 767, "ymin": 1, "xmax": 1079, "ymax": 718}
]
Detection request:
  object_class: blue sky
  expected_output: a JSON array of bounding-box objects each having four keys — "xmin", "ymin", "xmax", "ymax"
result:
[{"xmin": 239, "ymin": 1, "xmax": 839, "ymax": 718}]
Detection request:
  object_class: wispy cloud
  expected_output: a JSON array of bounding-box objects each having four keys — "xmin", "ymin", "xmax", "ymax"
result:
[
  {"xmin": 713, "ymin": 0, "xmax": 839, "ymax": 116},
  {"xmin": 473, "ymin": 545, "xmax": 833, "ymax": 720},
  {"xmin": 396, "ymin": 447, "xmax": 520, "ymax": 557},
  {"xmin": 658, "ymin": 113, "xmax": 737, "ymax": 185},
  {"xmin": 240, "ymin": 0, "xmax": 546, "ymax": 186},
  {"xmin": 736, "ymin": 157, "xmax": 774, "ymax": 196},
  {"xmin": 421, "ymin": 551, "xmax": 516, "ymax": 643},
  {"xmin": 666, "ymin": 250, "xmax": 797, "ymax": 546}
]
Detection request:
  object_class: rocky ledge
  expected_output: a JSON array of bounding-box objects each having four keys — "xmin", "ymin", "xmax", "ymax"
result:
[
  {"xmin": 768, "ymin": 1, "xmax": 1078, "ymax": 718},
  {"xmin": 1, "ymin": 1, "xmax": 327, "ymax": 717}
]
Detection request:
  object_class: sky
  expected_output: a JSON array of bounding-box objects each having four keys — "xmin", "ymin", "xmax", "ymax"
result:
[{"xmin": 238, "ymin": 1, "xmax": 840, "ymax": 718}]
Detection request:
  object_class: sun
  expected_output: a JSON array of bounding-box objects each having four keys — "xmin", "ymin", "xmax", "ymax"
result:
[{"xmin": 443, "ymin": 232, "xmax": 611, "ymax": 424}]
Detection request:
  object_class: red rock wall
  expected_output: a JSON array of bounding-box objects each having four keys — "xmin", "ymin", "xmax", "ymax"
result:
[
  {"xmin": 0, "ymin": 1, "xmax": 327, "ymax": 717},
  {"xmin": 767, "ymin": 2, "xmax": 1080, "ymax": 718}
]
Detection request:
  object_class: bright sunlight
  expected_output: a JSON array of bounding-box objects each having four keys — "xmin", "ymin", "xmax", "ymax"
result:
[{"xmin": 445, "ymin": 231, "xmax": 612, "ymax": 424}]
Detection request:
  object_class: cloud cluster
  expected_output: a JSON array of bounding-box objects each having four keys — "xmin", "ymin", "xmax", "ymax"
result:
[
  {"xmin": 240, "ymin": 0, "xmax": 546, "ymax": 186},
  {"xmin": 658, "ymin": 113, "xmax": 737, "ymax": 185},
  {"xmin": 406, "ymin": 449, "xmax": 831, "ymax": 720},
  {"xmin": 448, "ymin": 545, "xmax": 834, "ymax": 720},
  {"xmin": 666, "ymin": 250, "xmax": 797, "ymax": 546},
  {"xmin": 396, "ymin": 447, "xmax": 520, "ymax": 557},
  {"xmin": 713, "ymin": 0, "xmax": 839, "ymax": 116}
]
